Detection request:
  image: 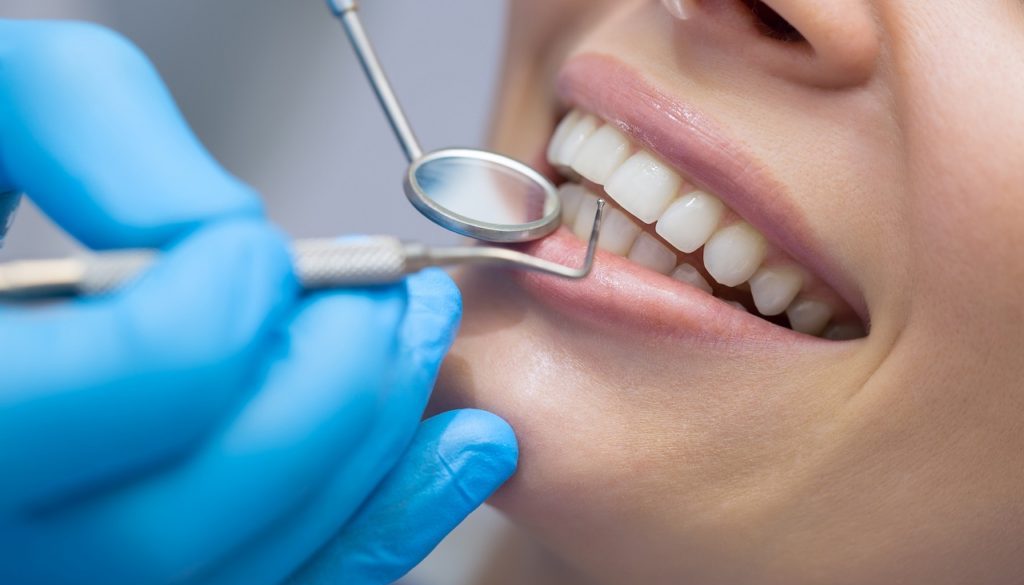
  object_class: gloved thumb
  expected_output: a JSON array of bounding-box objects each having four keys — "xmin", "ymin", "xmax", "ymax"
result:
[{"xmin": 287, "ymin": 409, "xmax": 518, "ymax": 585}]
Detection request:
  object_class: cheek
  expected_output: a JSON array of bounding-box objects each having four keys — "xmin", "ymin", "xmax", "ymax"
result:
[
  {"xmin": 891, "ymin": 3, "xmax": 1024, "ymax": 270},
  {"xmin": 884, "ymin": 1, "xmax": 1024, "ymax": 366}
]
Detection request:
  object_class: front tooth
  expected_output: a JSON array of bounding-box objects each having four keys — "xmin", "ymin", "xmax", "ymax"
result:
[
  {"xmin": 749, "ymin": 266, "xmax": 804, "ymax": 316},
  {"xmin": 547, "ymin": 110, "xmax": 583, "ymax": 166},
  {"xmin": 597, "ymin": 207, "xmax": 642, "ymax": 255},
  {"xmin": 571, "ymin": 125, "xmax": 632, "ymax": 184},
  {"xmin": 572, "ymin": 192, "xmax": 601, "ymax": 239},
  {"xmin": 824, "ymin": 323, "xmax": 866, "ymax": 341},
  {"xmin": 786, "ymin": 298, "xmax": 833, "ymax": 336},
  {"xmin": 604, "ymin": 151, "xmax": 683, "ymax": 223},
  {"xmin": 558, "ymin": 183, "xmax": 588, "ymax": 225},
  {"xmin": 703, "ymin": 222, "xmax": 768, "ymax": 287},
  {"xmin": 627, "ymin": 233, "xmax": 677, "ymax": 275},
  {"xmin": 551, "ymin": 114, "xmax": 599, "ymax": 168},
  {"xmin": 670, "ymin": 263, "xmax": 713, "ymax": 294},
  {"xmin": 655, "ymin": 190, "xmax": 727, "ymax": 253}
]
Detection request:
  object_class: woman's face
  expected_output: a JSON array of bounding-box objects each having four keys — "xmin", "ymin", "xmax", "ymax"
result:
[{"xmin": 432, "ymin": 1, "xmax": 1024, "ymax": 583}]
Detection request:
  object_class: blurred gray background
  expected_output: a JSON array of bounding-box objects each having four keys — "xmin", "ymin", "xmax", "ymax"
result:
[{"xmin": 0, "ymin": 1, "xmax": 512, "ymax": 583}]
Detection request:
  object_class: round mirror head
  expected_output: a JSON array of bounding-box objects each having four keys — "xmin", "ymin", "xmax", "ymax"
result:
[{"xmin": 405, "ymin": 149, "xmax": 561, "ymax": 243}]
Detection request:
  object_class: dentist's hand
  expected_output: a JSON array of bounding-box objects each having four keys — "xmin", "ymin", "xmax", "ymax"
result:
[{"xmin": 0, "ymin": 20, "xmax": 516, "ymax": 585}]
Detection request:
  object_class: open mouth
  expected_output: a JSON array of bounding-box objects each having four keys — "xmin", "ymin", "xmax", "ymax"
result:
[{"xmin": 517, "ymin": 55, "xmax": 867, "ymax": 342}]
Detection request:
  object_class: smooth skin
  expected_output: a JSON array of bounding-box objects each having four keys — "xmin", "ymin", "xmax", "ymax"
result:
[
  {"xmin": 434, "ymin": 1, "xmax": 1024, "ymax": 584},
  {"xmin": 0, "ymin": 20, "xmax": 517, "ymax": 585}
]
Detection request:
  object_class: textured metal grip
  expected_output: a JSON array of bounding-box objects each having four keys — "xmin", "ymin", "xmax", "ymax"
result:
[
  {"xmin": 293, "ymin": 237, "xmax": 410, "ymax": 288},
  {"xmin": 71, "ymin": 238, "xmax": 410, "ymax": 296},
  {"xmin": 81, "ymin": 251, "xmax": 157, "ymax": 294}
]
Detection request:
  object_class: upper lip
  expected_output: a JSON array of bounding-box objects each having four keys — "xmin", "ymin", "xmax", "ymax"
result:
[{"xmin": 552, "ymin": 53, "xmax": 867, "ymax": 322}]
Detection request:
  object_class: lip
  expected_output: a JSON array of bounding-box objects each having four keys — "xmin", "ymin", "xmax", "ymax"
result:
[{"xmin": 510, "ymin": 53, "xmax": 867, "ymax": 343}]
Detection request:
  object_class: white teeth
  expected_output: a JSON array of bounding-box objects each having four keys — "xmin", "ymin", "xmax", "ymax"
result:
[
  {"xmin": 655, "ymin": 191, "xmax": 726, "ymax": 253},
  {"xmin": 571, "ymin": 125, "xmax": 632, "ymax": 184},
  {"xmin": 671, "ymin": 263, "xmax": 713, "ymax": 294},
  {"xmin": 786, "ymin": 298, "xmax": 834, "ymax": 336},
  {"xmin": 558, "ymin": 183, "xmax": 588, "ymax": 224},
  {"xmin": 572, "ymin": 193, "xmax": 601, "ymax": 240},
  {"xmin": 627, "ymin": 233, "xmax": 677, "ymax": 275},
  {"xmin": 748, "ymin": 266, "xmax": 804, "ymax": 316},
  {"xmin": 547, "ymin": 110, "xmax": 583, "ymax": 166},
  {"xmin": 549, "ymin": 113, "xmax": 599, "ymax": 168},
  {"xmin": 597, "ymin": 207, "xmax": 642, "ymax": 255},
  {"xmin": 549, "ymin": 110, "xmax": 857, "ymax": 338},
  {"xmin": 824, "ymin": 323, "xmax": 866, "ymax": 341},
  {"xmin": 703, "ymin": 223, "xmax": 768, "ymax": 287},
  {"xmin": 604, "ymin": 151, "xmax": 683, "ymax": 223}
]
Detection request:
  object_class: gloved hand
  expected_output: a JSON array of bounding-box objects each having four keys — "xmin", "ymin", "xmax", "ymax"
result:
[{"xmin": 0, "ymin": 19, "xmax": 517, "ymax": 585}]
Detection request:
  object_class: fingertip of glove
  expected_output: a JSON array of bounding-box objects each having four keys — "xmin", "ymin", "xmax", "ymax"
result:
[{"xmin": 429, "ymin": 409, "xmax": 519, "ymax": 489}]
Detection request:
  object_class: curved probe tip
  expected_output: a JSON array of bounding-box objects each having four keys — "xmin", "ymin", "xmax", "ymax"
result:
[{"xmin": 580, "ymin": 199, "xmax": 607, "ymax": 274}]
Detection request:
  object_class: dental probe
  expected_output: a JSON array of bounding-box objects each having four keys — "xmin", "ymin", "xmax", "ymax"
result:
[{"xmin": 0, "ymin": 201, "xmax": 604, "ymax": 300}]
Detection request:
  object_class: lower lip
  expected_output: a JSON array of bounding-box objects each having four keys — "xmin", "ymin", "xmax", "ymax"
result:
[{"xmin": 512, "ymin": 227, "xmax": 825, "ymax": 347}]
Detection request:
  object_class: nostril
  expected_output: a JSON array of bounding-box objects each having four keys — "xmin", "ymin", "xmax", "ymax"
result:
[{"xmin": 739, "ymin": 0, "xmax": 805, "ymax": 43}]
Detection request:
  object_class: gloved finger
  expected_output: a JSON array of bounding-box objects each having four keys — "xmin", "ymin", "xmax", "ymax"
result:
[
  {"xmin": 0, "ymin": 20, "xmax": 260, "ymax": 249},
  {"xmin": 1, "ymin": 285, "xmax": 411, "ymax": 585},
  {"xmin": 173, "ymin": 270, "xmax": 463, "ymax": 585},
  {"xmin": 288, "ymin": 409, "xmax": 518, "ymax": 585},
  {"xmin": 0, "ymin": 219, "xmax": 295, "ymax": 514}
]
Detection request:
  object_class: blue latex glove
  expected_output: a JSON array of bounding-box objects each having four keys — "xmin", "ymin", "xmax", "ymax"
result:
[{"xmin": 0, "ymin": 20, "xmax": 517, "ymax": 585}]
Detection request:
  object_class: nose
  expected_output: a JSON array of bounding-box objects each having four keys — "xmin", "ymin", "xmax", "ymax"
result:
[
  {"xmin": 666, "ymin": 0, "xmax": 881, "ymax": 88},
  {"xmin": 765, "ymin": 0, "xmax": 879, "ymax": 85}
]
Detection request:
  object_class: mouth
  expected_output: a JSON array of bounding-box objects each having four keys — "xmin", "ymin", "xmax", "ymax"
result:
[{"xmin": 515, "ymin": 54, "xmax": 867, "ymax": 342}]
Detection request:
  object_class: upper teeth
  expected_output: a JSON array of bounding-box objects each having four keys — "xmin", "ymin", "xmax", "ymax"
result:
[
  {"xmin": 656, "ymin": 191, "xmax": 727, "ymax": 254},
  {"xmin": 702, "ymin": 223, "xmax": 767, "ymax": 287},
  {"xmin": 548, "ymin": 109, "xmax": 862, "ymax": 339}
]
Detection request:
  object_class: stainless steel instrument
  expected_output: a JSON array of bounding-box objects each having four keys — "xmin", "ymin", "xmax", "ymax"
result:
[{"xmin": 0, "ymin": 205, "xmax": 603, "ymax": 299}]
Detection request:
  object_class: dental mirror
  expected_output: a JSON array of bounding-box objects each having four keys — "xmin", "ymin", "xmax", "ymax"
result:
[{"xmin": 328, "ymin": 0, "xmax": 563, "ymax": 243}]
